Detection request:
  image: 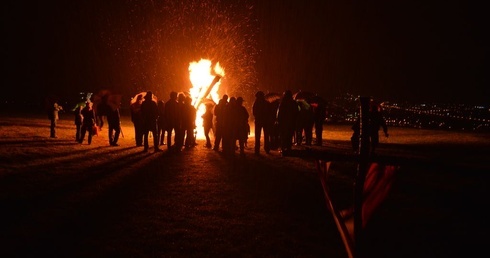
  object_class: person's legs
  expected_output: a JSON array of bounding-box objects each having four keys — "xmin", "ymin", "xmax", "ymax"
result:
[
  {"xmin": 135, "ymin": 124, "xmax": 143, "ymax": 146},
  {"xmin": 295, "ymin": 129, "xmax": 302, "ymax": 146},
  {"xmin": 166, "ymin": 128, "xmax": 174, "ymax": 149},
  {"xmin": 280, "ymin": 129, "xmax": 288, "ymax": 152},
  {"xmin": 305, "ymin": 123, "xmax": 313, "ymax": 145},
  {"xmin": 280, "ymin": 127, "xmax": 294, "ymax": 153},
  {"xmin": 186, "ymin": 127, "xmax": 196, "ymax": 147},
  {"xmin": 175, "ymin": 128, "xmax": 184, "ymax": 150},
  {"xmin": 213, "ymin": 123, "xmax": 222, "ymax": 151},
  {"xmin": 143, "ymin": 130, "xmax": 149, "ymax": 151},
  {"xmin": 88, "ymin": 130, "xmax": 93, "ymax": 145},
  {"xmin": 113, "ymin": 126, "xmax": 120, "ymax": 145},
  {"xmin": 315, "ymin": 121, "xmax": 323, "ymax": 146},
  {"xmin": 50, "ymin": 119, "xmax": 56, "ymax": 138},
  {"xmin": 254, "ymin": 123, "xmax": 262, "ymax": 154},
  {"xmin": 108, "ymin": 124, "xmax": 114, "ymax": 145},
  {"xmin": 79, "ymin": 125, "xmax": 86, "ymax": 143},
  {"xmin": 239, "ymin": 139, "xmax": 245, "ymax": 155},
  {"xmin": 153, "ymin": 129, "xmax": 159, "ymax": 150},
  {"xmin": 75, "ymin": 124, "xmax": 81, "ymax": 142},
  {"xmin": 204, "ymin": 126, "xmax": 211, "ymax": 147},
  {"xmin": 98, "ymin": 116, "xmax": 104, "ymax": 130},
  {"xmin": 263, "ymin": 126, "xmax": 271, "ymax": 153},
  {"xmin": 158, "ymin": 128, "xmax": 165, "ymax": 145}
]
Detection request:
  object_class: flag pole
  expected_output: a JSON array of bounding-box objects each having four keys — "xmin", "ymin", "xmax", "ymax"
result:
[{"xmin": 354, "ymin": 96, "xmax": 371, "ymax": 257}]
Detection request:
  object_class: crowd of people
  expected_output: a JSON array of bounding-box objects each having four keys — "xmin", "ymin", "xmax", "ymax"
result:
[
  {"xmin": 128, "ymin": 89, "xmax": 329, "ymax": 156},
  {"xmin": 48, "ymin": 89, "xmax": 387, "ymax": 157},
  {"xmin": 252, "ymin": 90, "xmax": 327, "ymax": 156},
  {"xmin": 128, "ymin": 91, "xmax": 251, "ymax": 156}
]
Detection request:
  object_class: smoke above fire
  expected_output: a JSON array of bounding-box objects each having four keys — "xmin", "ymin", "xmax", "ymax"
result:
[{"xmin": 96, "ymin": 0, "xmax": 258, "ymax": 100}]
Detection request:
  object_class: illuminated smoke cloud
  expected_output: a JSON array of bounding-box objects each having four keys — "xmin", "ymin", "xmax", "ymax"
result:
[{"xmin": 98, "ymin": 0, "xmax": 259, "ymax": 100}]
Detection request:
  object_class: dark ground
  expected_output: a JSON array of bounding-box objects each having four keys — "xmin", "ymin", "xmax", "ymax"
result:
[{"xmin": 0, "ymin": 112, "xmax": 489, "ymax": 257}]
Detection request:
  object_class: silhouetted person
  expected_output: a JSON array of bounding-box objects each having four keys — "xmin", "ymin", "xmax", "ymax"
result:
[
  {"xmin": 141, "ymin": 91, "xmax": 160, "ymax": 152},
  {"xmin": 277, "ymin": 90, "xmax": 299, "ymax": 155},
  {"xmin": 253, "ymin": 91, "xmax": 270, "ymax": 154},
  {"xmin": 268, "ymin": 99, "xmax": 281, "ymax": 150},
  {"xmin": 235, "ymin": 97, "xmax": 249, "ymax": 155},
  {"xmin": 96, "ymin": 94, "xmax": 111, "ymax": 131},
  {"xmin": 369, "ymin": 101, "xmax": 389, "ymax": 155},
  {"xmin": 351, "ymin": 101, "xmax": 389, "ymax": 155},
  {"xmin": 174, "ymin": 93, "xmax": 186, "ymax": 151},
  {"xmin": 213, "ymin": 94, "xmax": 228, "ymax": 151},
  {"xmin": 79, "ymin": 101, "xmax": 96, "ymax": 145},
  {"xmin": 164, "ymin": 91, "xmax": 180, "ymax": 150},
  {"xmin": 72, "ymin": 102, "xmax": 84, "ymax": 142},
  {"xmin": 202, "ymin": 103, "xmax": 214, "ymax": 148},
  {"xmin": 295, "ymin": 99, "xmax": 314, "ymax": 146},
  {"xmin": 157, "ymin": 100, "xmax": 166, "ymax": 145},
  {"xmin": 311, "ymin": 96, "xmax": 327, "ymax": 146},
  {"xmin": 182, "ymin": 96, "xmax": 197, "ymax": 148},
  {"xmin": 48, "ymin": 102, "xmax": 63, "ymax": 138},
  {"xmin": 130, "ymin": 94, "xmax": 144, "ymax": 146},
  {"xmin": 222, "ymin": 96, "xmax": 236, "ymax": 156},
  {"xmin": 107, "ymin": 104, "xmax": 121, "ymax": 146}
]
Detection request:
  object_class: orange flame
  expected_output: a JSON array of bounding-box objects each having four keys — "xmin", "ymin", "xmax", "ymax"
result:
[{"xmin": 188, "ymin": 59, "xmax": 225, "ymax": 139}]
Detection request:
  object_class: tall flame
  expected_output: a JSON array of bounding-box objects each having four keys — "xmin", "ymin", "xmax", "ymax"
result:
[{"xmin": 188, "ymin": 59, "xmax": 225, "ymax": 139}]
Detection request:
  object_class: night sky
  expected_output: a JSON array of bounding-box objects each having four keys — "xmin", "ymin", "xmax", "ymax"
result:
[{"xmin": 2, "ymin": 0, "xmax": 488, "ymax": 105}]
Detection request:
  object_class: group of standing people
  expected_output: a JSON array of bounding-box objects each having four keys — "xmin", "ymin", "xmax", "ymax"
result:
[
  {"xmin": 124, "ymin": 89, "xmax": 329, "ymax": 157},
  {"xmin": 130, "ymin": 91, "xmax": 199, "ymax": 153},
  {"xmin": 130, "ymin": 91, "xmax": 161, "ymax": 152},
  {"xmin": 71, "ymin": 95, "xmax": 121, "ymax": 146},
  {"xmin": 47, "ymin": 96, "xmax": 98, "ymax": 143},
  {"xmin": 129, "ymin": 90, "xmax": 251, "ymax": 156},
  {"xmin": 252, "ymin": 90, "xmax": 388, "ymax": 157},
  {"xmin": 212, "ymin": 94, "xmax": 250, "ymax": 156},
  {"xmin": 50, "ymin": 89, "xmax": 387, "ymax": 157},
  {"xmin": 252, "ymin": 90, "xmax": 327, "ymax": 156}
]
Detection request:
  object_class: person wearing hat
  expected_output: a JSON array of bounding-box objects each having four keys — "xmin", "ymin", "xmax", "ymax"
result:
[{"xmin": 141, "ymin": 91, "xmax": 160, "ymax": 152}]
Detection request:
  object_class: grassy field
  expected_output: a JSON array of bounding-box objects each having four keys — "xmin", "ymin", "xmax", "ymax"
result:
[{"xmin": 1, "ymin": 111, "xmax": 489, "ymax": 257}]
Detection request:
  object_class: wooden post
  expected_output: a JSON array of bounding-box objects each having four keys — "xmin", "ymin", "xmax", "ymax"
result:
[
  {"xmin": 354, "ymin": 96, "xmax": 371, "ymax": 257},
  {"xmin": 194, "ymin": 75, "xmax": 222, "ymax": 110}
]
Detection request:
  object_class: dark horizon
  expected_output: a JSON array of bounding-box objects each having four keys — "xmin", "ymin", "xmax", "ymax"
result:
[{"xmin": 3, "ymin": 0, "xmax": 488, "ymax": 105}]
